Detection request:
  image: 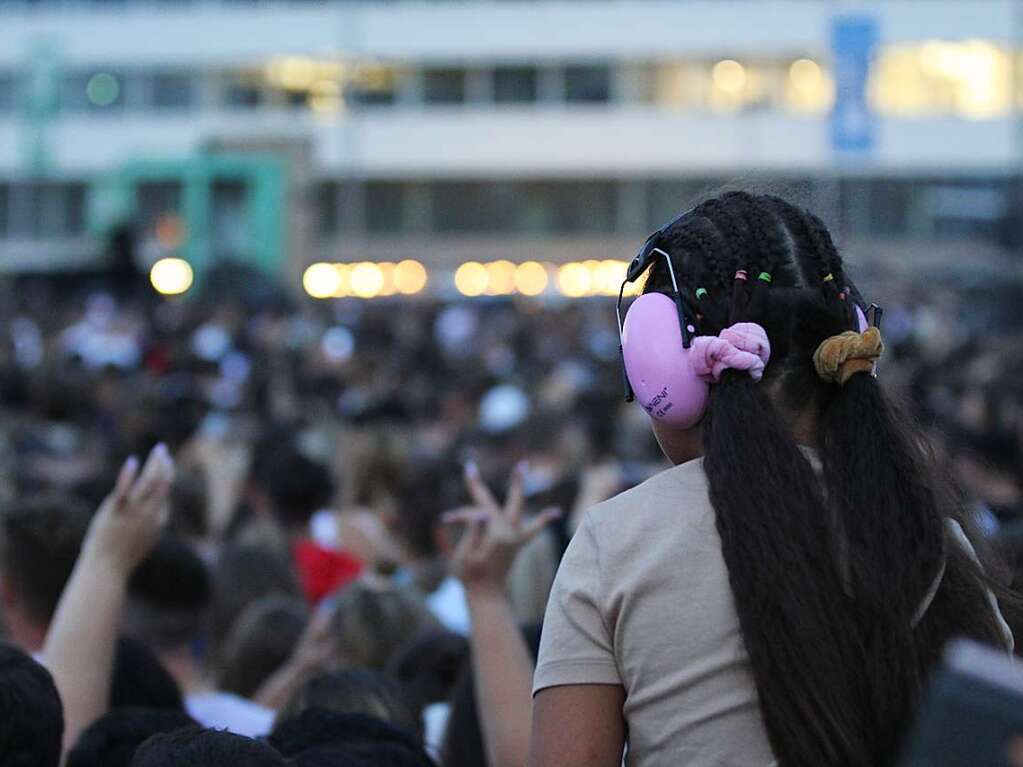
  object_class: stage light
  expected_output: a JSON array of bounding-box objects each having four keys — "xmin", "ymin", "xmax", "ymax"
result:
[
  {"xmin": 557, "ymin": 262, "xmax": 592, "ymax": 298},
  {"xmin": 303, "ymin": 262, "xmax": 341, "ymax": 299},
  {"xmin": 331, "ymin": 264, "xmax": 351, "ymax": 297},
  {"xmin": 486, "ymin": 260, "xmax": 517, "ymax": 295},
  {"xmin": 394, "ymin": 259, "xmax": 428, "ymax": 294},
  {"xmin": 514, "ymin": 261, "xmax": 548, "ymax": 296},
  {"xmin": 350, "ymin": 262, "xmax": 385, "ymax": 298},
  {"xmin": 594, "ymin": 260, "xmax": 627, "ymax": 296},
  {"xmin": 150, "ymin": 258, "xmax": 193, "ymax": 296},
  {"xmin": 376, "ymin": 262, "xmax": 397, "ymax": 296},
  {"xmin": 455, "ymin": 262, "xmax": 488, "ymax": 297}
]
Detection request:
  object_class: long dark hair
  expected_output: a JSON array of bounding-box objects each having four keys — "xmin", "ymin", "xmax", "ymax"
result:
[{"xmin": 643, "ymin": 191, "xmax": 1014, "ymax": 767}]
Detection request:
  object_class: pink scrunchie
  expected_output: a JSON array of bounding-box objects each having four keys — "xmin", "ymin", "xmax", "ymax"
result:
[{"xmin": 691, "ymin": 323, "xmax": 771, "ymax": 383}]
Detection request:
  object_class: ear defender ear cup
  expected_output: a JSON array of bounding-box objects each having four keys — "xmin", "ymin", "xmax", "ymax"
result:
[{"xmin": 621, "ymin": 292, "xmax": 709, "ymax": 429}]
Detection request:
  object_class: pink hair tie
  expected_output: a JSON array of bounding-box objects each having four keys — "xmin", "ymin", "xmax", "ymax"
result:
[
  {"xmin": 691, "ymin": 322, "xmax": 771, "ymax": 383},
  {"xmin": 734, "ymin": 270, "xmax": 748, "ymax": 282}
]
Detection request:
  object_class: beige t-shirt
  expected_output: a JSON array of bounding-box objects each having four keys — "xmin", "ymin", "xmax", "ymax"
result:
[{"xmin": 534, "ymin": 457, "xmax": 776, "ymax": 767}]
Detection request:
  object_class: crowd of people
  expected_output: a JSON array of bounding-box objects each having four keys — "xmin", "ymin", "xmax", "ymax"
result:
[{"xmin": 0, "ymin": 191, "xmax": 1021, "ymax": 766}]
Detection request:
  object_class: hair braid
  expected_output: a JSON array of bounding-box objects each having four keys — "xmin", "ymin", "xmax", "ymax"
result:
[
  {"xmin": 673, "ymin": 217, "xmax": 732, "ymax": 330},
  {"xmin": 721, "ymin": 192, "xmax": 772, "ymax": 275},
  {"xmin": 764, "ymin": 195, "xmax": 819, "ymax": 287},
  {"xmin": 704, "ymin": 195, "xmax": 756, "ymax": 273},
  {"xmin": 692, "ymin": 200, "xmax": 741, "ymax": 288},
  {"xmin": 683, "ymin": 217, "xmax": 732, "ymax": 290},
  {"xmin": 800, "ymin": 210, "xmax": 854, "ymax": 325}
]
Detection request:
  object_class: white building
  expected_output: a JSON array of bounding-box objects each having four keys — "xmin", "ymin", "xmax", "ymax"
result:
[{"xmin": 0, "ymin": 0, "xmax": 1019, "ymax": 291}]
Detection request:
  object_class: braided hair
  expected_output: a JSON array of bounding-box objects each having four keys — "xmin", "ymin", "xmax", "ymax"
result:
[{"xmin": 642, "ymin": 192, "xmax": 1014, "ymax": 767}]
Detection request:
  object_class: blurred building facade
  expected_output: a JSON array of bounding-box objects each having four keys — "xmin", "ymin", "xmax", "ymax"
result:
[{"xmin": 0, "ymin": 0, "xmax": 1021, "ymax": 290}]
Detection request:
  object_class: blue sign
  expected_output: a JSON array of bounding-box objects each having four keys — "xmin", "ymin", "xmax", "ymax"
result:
[{"xmin": 831, "ymin": 16, "xmax": 878, "ymax": 153}]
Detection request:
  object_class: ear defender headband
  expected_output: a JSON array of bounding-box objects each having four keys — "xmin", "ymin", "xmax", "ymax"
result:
[{"xmin": 617, "ymin": 225, "xmax": 885, "ymax": 430}]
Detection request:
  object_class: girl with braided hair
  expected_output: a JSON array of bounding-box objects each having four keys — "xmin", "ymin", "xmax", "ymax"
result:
[{"xmin": 529, "ymin": 192, "xmax": 1015, "ymax": 767}]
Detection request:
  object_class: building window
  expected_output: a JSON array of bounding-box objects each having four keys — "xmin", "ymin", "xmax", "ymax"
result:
[
  {"xmin": 429, "ymin": 181, "xmax": 618, "ymax": 235},
  {"xmin": 870, "ymin": 41, "xmax": 1012, "ymax": 119},
  {"xmin": 137, "ymin": 181, "xmax": 182, "ymax": 235},
  {"xmin": 63, "ymin": 70, "xmax": 127, "ymax": 113},
  {"xmin": 365, "ymin": 182, "xmax": 405, "ymax": 234},
  {"xmin": 564, "ymin": 65, "xmax": 611, "ymax": 103},
  {"xmin": 493, "ymin": 67, "xmax": 538, "ymax": 104},
  {"xmin": 315, "ymin": 181, "xmax": 340, "ymax": 235},
  {"xmin": 4, "ymin": 182, "xmax": 86, "ymax": 239},
  {"xmin": 0, "ymin": 184, "xmax": 9, "ymax": 238},
  {"xmin": 0, "ymin": 73, "xmax": 15, "ymax": 114},
  {"xmin": 927, "ymin": 182, "xmax": 1008, "ymax": 240},
  {"xmin": 63, "ymin": 184, "xmax": 85, "ymax": 236},
  {"xmin": 150, "ymin": 72, "xmax": 195, "ymax": 110},
  {"xmin": 423, "ymin": 69, "xmax": 466, "ymax": 105},
  {"xmin": 224, "ymin": 81, "xmax": 263, "ymax": 109},
  {"xmin": 348, "ymin": 64, "xmax": 401, "ymax": 107}
]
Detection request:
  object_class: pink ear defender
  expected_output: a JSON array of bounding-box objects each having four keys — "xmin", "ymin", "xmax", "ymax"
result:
[
  {"xmin": 616, "ymin": 224, "xmax": 884, "ymax": 430},
  {"xmin": 616, "ymin": 230, "xmax": 710, "ymax": 429},
  {"xmin": 621, "ymin": 292, "xmax": 709, "ymax": 429}
]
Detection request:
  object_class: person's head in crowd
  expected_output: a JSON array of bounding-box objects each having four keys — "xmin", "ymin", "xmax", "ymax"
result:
[
  {"xmin": 249, "ymin": 444, "xmax": 334, "ymax": 536},
  {"xmin": 0, "ymin": 641, "xmax": 64, "ymax": 767},
  {"xmin": 167, "ymin": 469, "xmax": 208, "ymax": 545},
  {"xmin": 66, "ymin": 708, "xmax": 196, "ymax": 767},
  {"xmin": 635, "ymin": 191, "xmax": 1016, "ymax": 765},
  {"xmin": 130, "ymin": 726, "xmax": 286, "ymax": 767},
  {"xmin": 0, "ymin": 495, "xmax": 90, "ymax": 651},
  {"xmin": 327, "ymin": 580, "xmax": 441, "ymax": 671},
  {"xmin": 269, "ymin": 709, "xmax": 434, "ymax": 766},
  {"xmin": 393, "ymin": 463, "xmax": 463, "ymax": 558},
  {"xmin": 388, "ymin": 630, "xmax": 468, "ymax": 713},
  {"xmin": 217, "ymin": 595, "xmax": 307, "ymax": 700},
  {"xmin": 280, "ymin": 669, "xmax": 422, "ymax": 738},
  {"xmin": 390, "ymin": 463, "xmax": 463, "ymax": 592},
  {"xmin": 110, "ymin": 637, "xmax": 184, "ymax": 711},
  {"xmin": 209, "ymin": 543, "xmax": 301, "ymax": 664},
  {"xmin": 124, "ymin": 537, "xmax": 211, "ymax": 686}
]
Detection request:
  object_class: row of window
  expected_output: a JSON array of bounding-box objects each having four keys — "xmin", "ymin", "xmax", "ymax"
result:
[
  {"xmin": 319, "ymin": 178, "xmax": 1018, "ymax": 244},
  {"xmin": 1, "ymin": 44, "xmax": 1018, "ymax": 119},
  {"xmin": 0, "ymin": 178, "xmax": 1016, "ymax": 246},
  {"xmin": 0, "ymin": 182, "xmax": 87, "ymax": 240},
  {"xmin": 0, "ymin": 64, "xmax": 616, "ymax": 115}
]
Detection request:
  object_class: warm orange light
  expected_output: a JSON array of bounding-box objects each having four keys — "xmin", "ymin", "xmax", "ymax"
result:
[
  {"xmin": 557, "ymin": 263, "xmax": 592, "ymax": 297},
  {"xmin": 150, "ymin": 258, "xmax": 193, "ymax": 296},
  {"xmin": 514, "ymin": 261, "xmax": 548, "ymax": 296},
  {"xmin": 349, "ymin": 262, "xmax": 385, "ymax": 298},
  {"xmin": 486, "ymin": 260, "xmax": 517, "ymax": 295},
  {"xmin": 454, "ymin": 262, "xmax": 488, "ymax": 297},
  {"xmin": 394, "ymin": 260, "xmax": 428, "ymax": 294},
  {"xmin": 303, "ymin": 262, "xmax": 341, "ymax": 299}
]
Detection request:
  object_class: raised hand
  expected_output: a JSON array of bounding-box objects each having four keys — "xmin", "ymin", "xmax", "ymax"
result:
[
  {"xmin": 44, "ymin": 442, "xmax": 176, "ymax": 752},
  {"xmin": 81, "ymin": 444, "xmax": 175, "ymax": 576},
  {"xmin": 443, "ymin": 461, "xmax": 561, "ymax": 595}
]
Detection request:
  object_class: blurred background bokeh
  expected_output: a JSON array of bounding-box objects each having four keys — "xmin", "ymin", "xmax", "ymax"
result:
[{"xmin": 0, "ymin": 0, "xmax": 1022, "ymax": 686}]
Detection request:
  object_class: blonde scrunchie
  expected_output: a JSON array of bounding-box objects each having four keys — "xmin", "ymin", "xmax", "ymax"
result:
[{"xmin": 813, "ymin": 327, "xmax": 884, "ymax": 385}]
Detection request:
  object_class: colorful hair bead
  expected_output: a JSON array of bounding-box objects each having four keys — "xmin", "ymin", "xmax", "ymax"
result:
[
  {"xmin": 695, "ymin": 287, "xmax": 708, "ymax": 300},
  {"xmin": 757, "ymin": 272, "xmax": 772, "ymax": 284},
  {"xmin": 823, "ymin": 273, "xmax": 835, "ymax": 283},
  {"xmin": 734, "ymin": 270, "xmax": 748, "ymax": 281}
]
